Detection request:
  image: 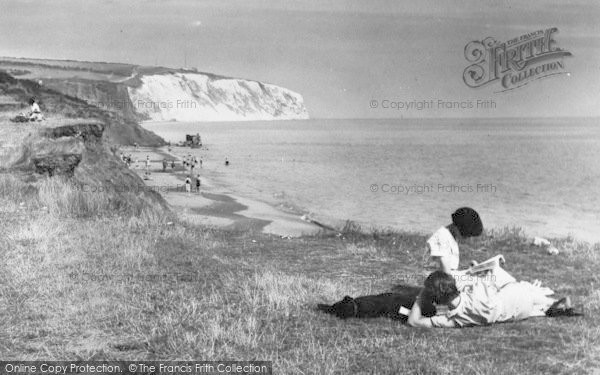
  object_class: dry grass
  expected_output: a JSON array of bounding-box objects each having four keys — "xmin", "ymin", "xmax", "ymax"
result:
[
  {"xmin": 1, "ymin": 138, "xmax": 598, "ymax": 372},
  {"xmin": 0, "ymin": 173, "xmax": 165, "ymax": 220},
  {"xmin": 0, "ymin": 192, "xmax": 598, "ymax": 373}
]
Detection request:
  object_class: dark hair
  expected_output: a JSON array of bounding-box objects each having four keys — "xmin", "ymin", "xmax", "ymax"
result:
[
  {"xmin": 451, "ymin": 207, "xmax": 483, "ymax": 237},
  {"xmin": 424, "ymin": 271, "xmax": 459, "ymax": 305}
]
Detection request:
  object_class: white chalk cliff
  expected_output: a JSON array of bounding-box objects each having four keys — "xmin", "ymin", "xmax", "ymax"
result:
[{"xmin": 127, "ymin": 72, "xmax": 309, "ymax": 122}]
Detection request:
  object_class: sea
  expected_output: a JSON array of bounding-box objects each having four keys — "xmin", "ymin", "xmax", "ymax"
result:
[{"xmin": 142, "ymin": 117, "xmax": 600, "ymax": 244}]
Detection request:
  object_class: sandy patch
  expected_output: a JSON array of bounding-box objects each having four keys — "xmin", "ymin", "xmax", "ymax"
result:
[{"xmin": 120, "ymin": 145, "xmax": 321, "ymax": 237}]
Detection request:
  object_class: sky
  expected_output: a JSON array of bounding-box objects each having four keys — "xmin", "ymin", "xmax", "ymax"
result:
[{"xmin": 1, "ymin": 0, "xmax": 599, "ymax": 119}]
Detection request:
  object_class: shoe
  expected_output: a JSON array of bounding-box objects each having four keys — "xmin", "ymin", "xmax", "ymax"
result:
[
  {"xmin": 545, "ymin": 297, "xmax": 566, "ymax": 317},
  {"xmin": 546, "ymin": 298, "xmax": 583, "ymax": 317},
  {"xmin": 565, "ymin": 304, "xmax": 584, "ymax": 317}
]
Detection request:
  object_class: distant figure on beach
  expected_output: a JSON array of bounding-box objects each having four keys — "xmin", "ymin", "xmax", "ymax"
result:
[
  {"xmin": 185, "ymin": 176, "xmax": 192, "ymax": 196},
  {"xmin": 200, "ymin": 158, "xmax": 203, "ymax": 168},
  {"xmin": 162, "ymin": 158, "xmax": 168, "ymax": 172},
  {"xmin": 225, "ymin": 157, "xmax": 229, "ymax": 166},
  {"xmin": 195, "ymin": 174, "xmax": 201, "ymax": 193},
  {"xmin": 191, "ymin": 162, "xmax": 195, "ymax": 174},
  {"xmin": 134, "ymin": 142, "xmax": 139, "ymax": 150},
  {"xmin": 171, "ymin": 160, "xmax": 175, "ymax": 169},
  {"xmin": 145, "ymin": 155, "xmax": 150, "ymax": 171}
]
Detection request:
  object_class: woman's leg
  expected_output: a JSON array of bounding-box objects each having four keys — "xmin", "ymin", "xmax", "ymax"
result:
[{"xmin": 495, "ymin": 282, "xmax": 556, "ymax": 320}]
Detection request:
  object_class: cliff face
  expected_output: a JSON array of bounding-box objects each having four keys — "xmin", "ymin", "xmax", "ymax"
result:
[
  {"xmin": 41, "ymin": 78, "xmax": 164, "ymax": 146},
  {"xmin": 43, "ymin": 79, "xmax": 142, "ymax": 122},
  {"xmin": 0, "ymin": 58, "xmax": 309, "ymax": 130},
  {"xmin": 127, "ymin": 72, "xmax": 309, "ymax": 122},
  {"xmin": 1, "ymin": 120, "xmax": 169, "ymax": 214}
]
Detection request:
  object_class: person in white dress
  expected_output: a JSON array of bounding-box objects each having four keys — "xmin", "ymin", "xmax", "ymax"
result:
[{"xmin": 28, "ymin": 97, "xmax": 44, "ymax": 121}]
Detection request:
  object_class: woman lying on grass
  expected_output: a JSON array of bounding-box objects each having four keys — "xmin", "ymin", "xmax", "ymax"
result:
[{"xmin": 407, "ymin": 271, "xmax": 582, "ymax": 328}]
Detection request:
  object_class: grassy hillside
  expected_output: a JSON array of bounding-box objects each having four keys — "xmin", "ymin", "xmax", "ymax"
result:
[
  {"xmin": 0, "ymin": 72, "xmax": 169, "ymax": 218},
  {"xmin": 0, "ymin": 56, "xmax": 232, "ymax": 83},
  {"xmin": 0, "ymin": 71, "xmax": 164, "ymax": 146},
  {"xmin": 0, "ymin": 194, "xmax": 598, "ymax": 373},
  {"xmin": 0, "ymin": 56, "xmax": 137, "ymax": 80}
]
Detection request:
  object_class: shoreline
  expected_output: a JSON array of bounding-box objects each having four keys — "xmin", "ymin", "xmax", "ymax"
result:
[
  {"xmin": 121, "ymin": 146, "xmax": 600, "ymax": 246},
  {"xmin": 119, "ymin": 142, "xmax": 600, "ymax": 245},
  {"xmin": 121, "ymin": 145, "xmax": 323, "ymax": 237},
  {"xmin": 138, "ymin": 119, "xmax": 600, "ymax": 246}
]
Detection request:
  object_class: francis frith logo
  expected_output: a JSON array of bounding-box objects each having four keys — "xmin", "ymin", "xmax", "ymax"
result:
[{"xmin": 463, "ymin": 27, "xmax": 572, "ymax": 92}]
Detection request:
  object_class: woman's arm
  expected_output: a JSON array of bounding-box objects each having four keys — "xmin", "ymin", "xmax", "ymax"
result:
[
  {"xmin": 407, "ymin": 292, "xmax": 434, "ymax": 327},
  {"xmin": 407, "ymin": 292, "xmax": 456, "ymax": 328}
]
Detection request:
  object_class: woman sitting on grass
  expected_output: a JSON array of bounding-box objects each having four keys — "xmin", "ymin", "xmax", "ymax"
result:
[
  {"xmin": 12, "ymin": 97, "xmax": 44, "ymax": 122},
  {"xmin": 28, "ymin": 97, "xmax": 44, "ymax": 121},
  {"xmin": 425, "ymin": 207, "xmax": 483, "ymax": 274},
  {"xmin": 407, "ymin": 271, "xmax": 581, "ymax": 328},
  {"xmin": 424, "ymin": 207, "xmax": 519, "ymax": 292}
]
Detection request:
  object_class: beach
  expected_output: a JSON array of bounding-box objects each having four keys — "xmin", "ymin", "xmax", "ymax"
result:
[{"xmin": 121, "ymin": 145, "xmax": 322, "ymax": 237}]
